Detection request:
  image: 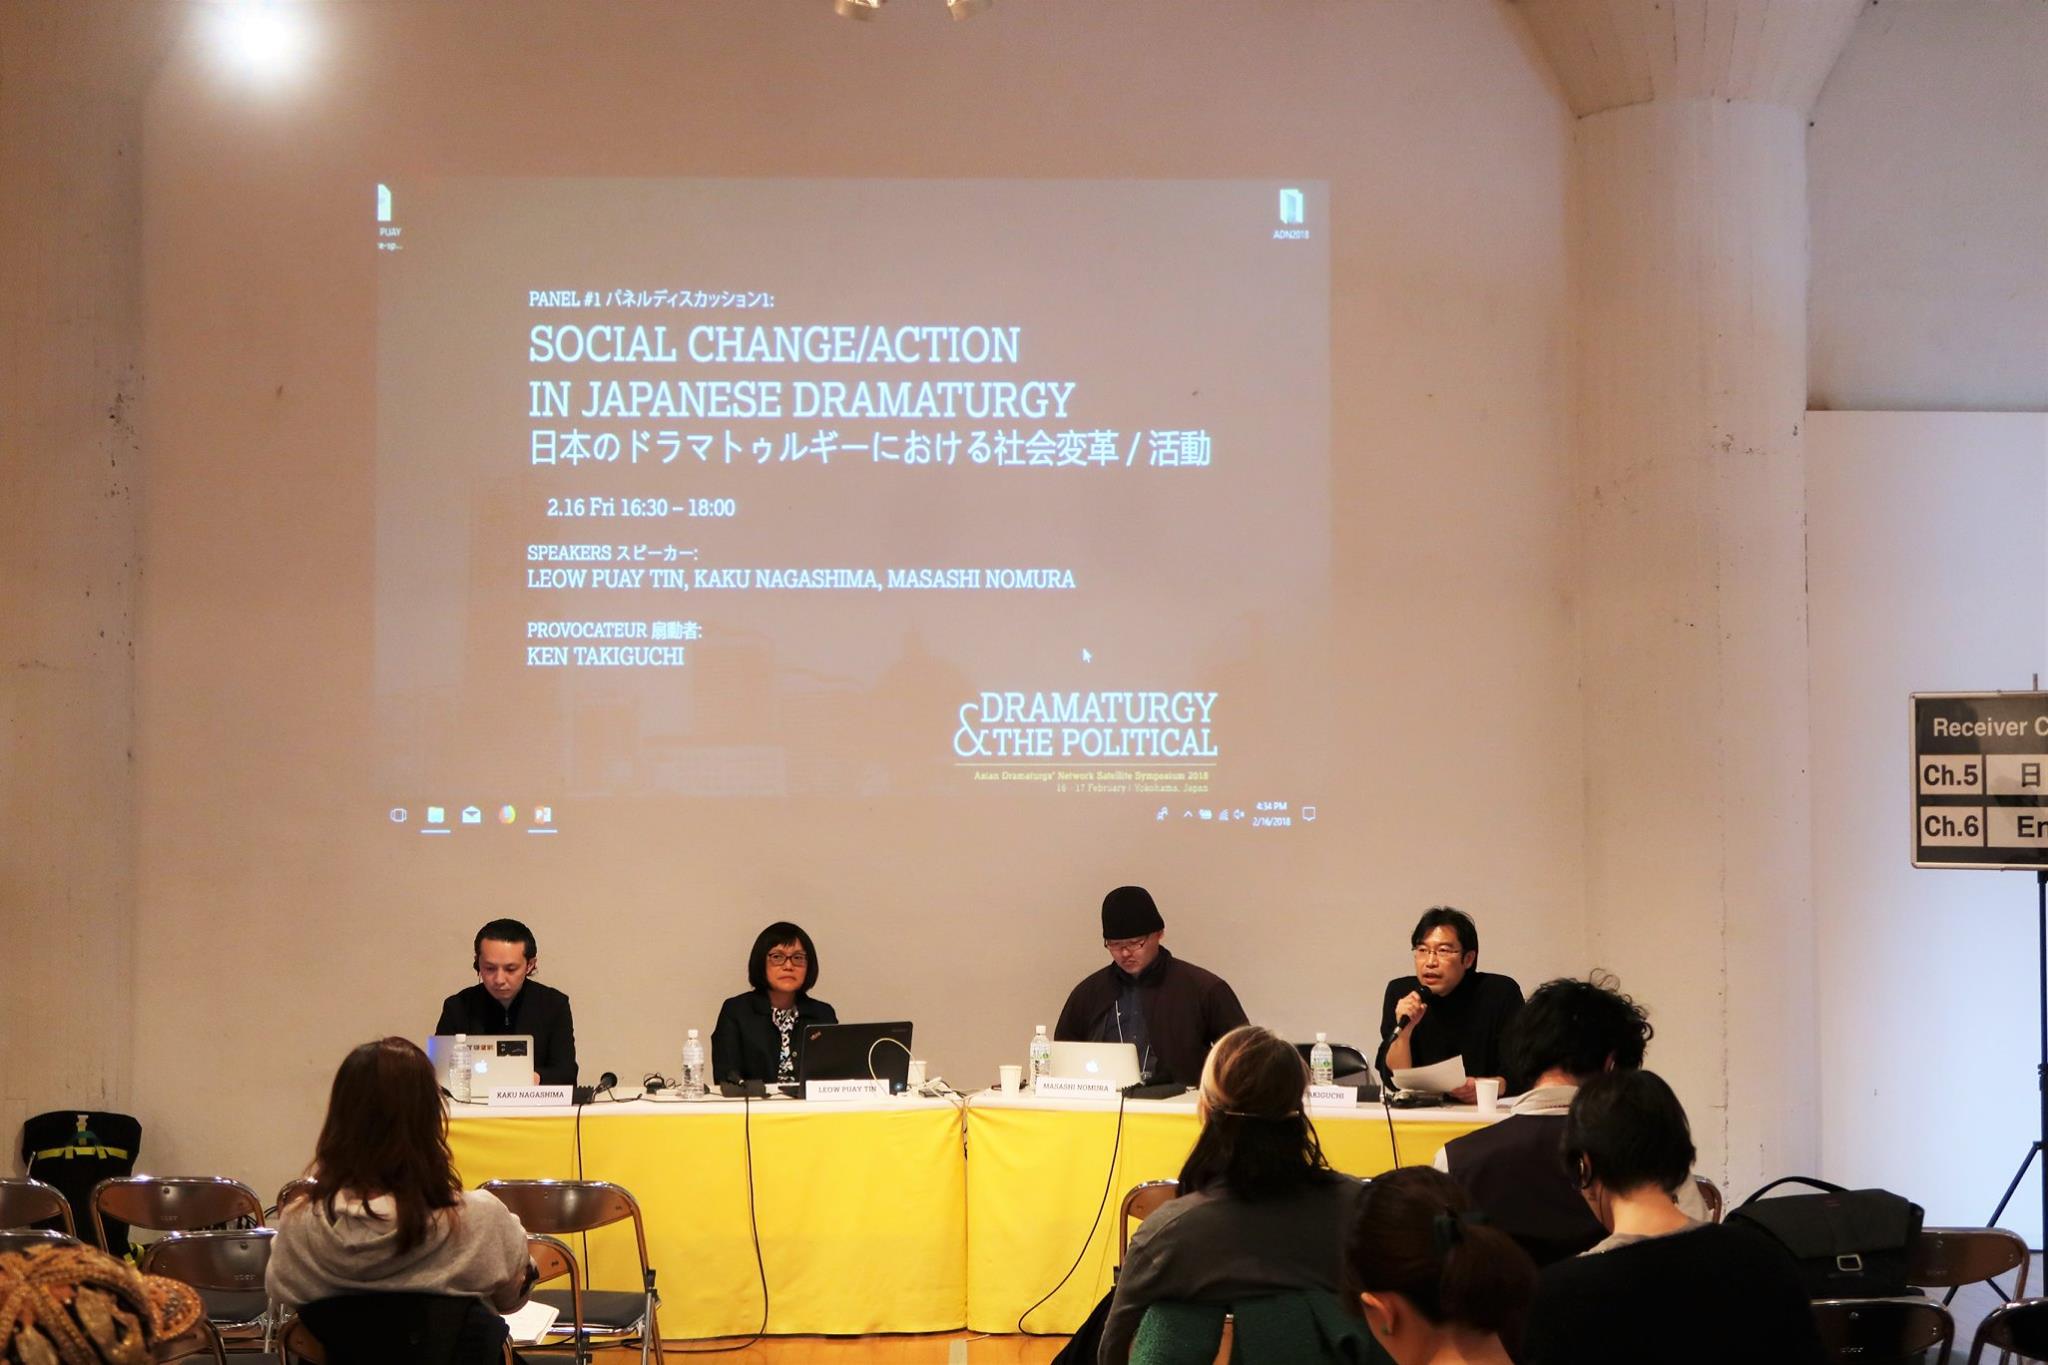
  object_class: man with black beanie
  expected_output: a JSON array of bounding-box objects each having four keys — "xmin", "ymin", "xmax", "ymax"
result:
[{"xmin": 1052, "ymin": 885, "xmax": 1248, "ymax": 1087}]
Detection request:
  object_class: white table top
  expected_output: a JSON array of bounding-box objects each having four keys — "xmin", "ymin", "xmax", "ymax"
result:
[{"xmin": 447, "ymin": 1088, "xmax": 1503, "ymax": 1124}]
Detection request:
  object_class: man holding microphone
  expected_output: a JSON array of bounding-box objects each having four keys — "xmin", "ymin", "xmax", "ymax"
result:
[{"xmin": 1375, "ymin": 906, "xmax": 1522, "ymax": 1104}]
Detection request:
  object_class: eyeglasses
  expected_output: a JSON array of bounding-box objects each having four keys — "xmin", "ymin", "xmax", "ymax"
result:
[
  {"xmin": 766, "ymin": 951, "xmax": 808, "ymax": 968},
  {"xmin": 1104, "ymin": 936, "xmax": 1153, "ymax": 954},
  {"xmin": 1412, "ymin": 944, "xmax": 1466, "ymax": 962}
]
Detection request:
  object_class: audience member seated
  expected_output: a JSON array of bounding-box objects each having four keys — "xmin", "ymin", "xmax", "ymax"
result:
[
  {"xmin": 710, "ymin": 921, "xmax": 838, "ymax": 1086},
  {"xmin": 1434, "ymin": 973, "xmax": 1705, "ymax": 1265},
  {"xmin": 1519, "ymin": 1070, "xmax": 1824, "ymax": 1365},
  {"xmin": 267, "ymin": 1037, "xmax": 537, "ymax": 1359},
  {"xmin": 1343, "ymin": 1165, "xmax": 1537, "ymax": 1365},
  {"xmin": 1093, "ymin": 1024, "xmax": 1361, "ymax": 1364},
  {"xmin": 0, "ymin": 1239, "xmax": 203, "ymax": 1363}
]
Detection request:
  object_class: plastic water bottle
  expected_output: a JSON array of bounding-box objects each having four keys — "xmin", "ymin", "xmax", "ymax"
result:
[
  {"xmin": 1028, "ymin": 1025, "xmax": 1053, "ymax": 1088},
  {"xmin": 679, "ymin": 1028, "xmax": 707, "ymax": 1098},
  {"xmin": 1310, "ymin": 1032, "xmax": 1335, "ymax": 1086},
  {"xmin": 450, "ymin": 1034, "xmax": 472, "ymax": 1103}
]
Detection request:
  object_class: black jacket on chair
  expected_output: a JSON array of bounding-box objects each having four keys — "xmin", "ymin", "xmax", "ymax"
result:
[{"xmin": 710, "ymin": 990, "xmax": 838, "ymax": 1084}]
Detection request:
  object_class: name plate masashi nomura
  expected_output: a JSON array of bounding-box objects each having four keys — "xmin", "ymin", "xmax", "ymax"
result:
[
  {"xmin": 1033, "ymin": 1075, "xmax": 1120, "ymax": 1100},
  {"xmin": 805, "ymin": 1078, "xmax": 891, "ymax": 1102},
  {"xmin": 486, "ymin": 1087, "xmax": 573, "ymax": 1107},
  {"xmin": 1307, "ymin": 1084, "xmax": 1359, "ymax": 1109}
]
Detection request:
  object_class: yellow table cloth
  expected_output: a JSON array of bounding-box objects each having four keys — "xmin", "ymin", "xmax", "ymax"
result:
[
  {"xmin": 449, "ymin": 1096, "xmax": 968, "ymax": 1338},
  {"xmin": 963, "ymin": 1095, "xmax": 1488, "ymax": 1334}
]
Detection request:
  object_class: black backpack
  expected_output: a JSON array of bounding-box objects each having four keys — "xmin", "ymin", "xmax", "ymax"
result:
[
  {"xmin": 1728, "ymin": 1175, "xmax": 1924, "ymax": 1300},
  {"xmin": 22, "ymin": 1110, "xmax": 143, "ymax": 1256}
]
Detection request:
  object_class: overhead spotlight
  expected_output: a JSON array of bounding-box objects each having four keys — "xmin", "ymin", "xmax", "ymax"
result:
[
  {"xmin": 946, "ymin": 0, "xmax": 993, "ymax": 17},
  {"xmin": 204, "ymin": 0, "xmax": 312, "ymax": 82},
  {"xmin": 833, "ymin": 0, "xmax": 884, "ymax": 17}
]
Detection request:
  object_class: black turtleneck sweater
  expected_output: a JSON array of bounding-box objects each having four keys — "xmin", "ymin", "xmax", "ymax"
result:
[
  {"xmin": 1053, "ymin": 947, "xmax": 1248, "ymax": 1088},
  {"xmin": 1372, "ymin": 968, "xmax": 1522, "ymax": 1087}
]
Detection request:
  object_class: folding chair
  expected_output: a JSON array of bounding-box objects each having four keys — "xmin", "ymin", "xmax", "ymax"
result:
[
  {"xmin": 268, "ymin": 1177, "xmax": 318, "ymax": 1223},
  {"xmin": 1971, "ymin": 1299, "xmax": 2048, "ymax": 1364},
  {"xmin": 1694, "ymin": 1174, "xmax": 1724, "ymax": 1223},
  {"xmin": 1812, "ymin": 1297, "xmax": 1953, "ymax": 1364},
  {"xmin": 1120, "ymin": 1179, "xmax": 1181, "ymax": 1263},
  {"xmin": 480, "ymin": 1180, "xmax": 663, "ymax": 1363},
  {"xmin": 1913, "ymin": 1226, "xmax": 2031, "ymax": 1304},
  {"xmin": 93, "ymin": 1177, "xmax": 266, "ymax": 1342},
  {"xmin": 0, "ymin": 1228, "xmax": 76, "ymax": 1255},
  {"xmin": 0, "ymin": 1175, "xmax": 77, "ymax": 1235},
  {"xmin": 142, "ymin": 1227, "xmax": 276, "ymax": 1352}
]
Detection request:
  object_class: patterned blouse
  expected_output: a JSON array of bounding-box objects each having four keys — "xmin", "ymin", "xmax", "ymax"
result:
[{"xmin": 773, "ymin": 1006, "xmax": 800, "ymax": 1082}]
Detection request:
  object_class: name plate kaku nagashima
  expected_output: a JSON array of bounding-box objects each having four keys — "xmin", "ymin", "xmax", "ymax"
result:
[
  {"xmin": 805, "ymin": 1078, "xmax": 891, "ymax": 1102},
  {"xmin": 1307, "ymin": 1084, "xmax": 1359, "ymax": 1109},
  {"xmin": 486, "ymin": 1087, "xmax": 573, "ymax": 1107},
  {"xmin": 1033, "ymin": 1075, "xmax": 1120, "ymax": 1100}
]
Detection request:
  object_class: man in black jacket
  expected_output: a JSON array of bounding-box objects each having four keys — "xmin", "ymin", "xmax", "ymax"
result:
[
  {"xmin": 435, "ymin": 918, "xmax": 577, "ymax": 1086},
  {"xmin": 1053, "ymin": 886, "xmax": 1247, "ymax": 1088}
]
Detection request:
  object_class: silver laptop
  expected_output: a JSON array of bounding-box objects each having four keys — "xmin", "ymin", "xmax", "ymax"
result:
[
  {"xmin": 426, "ymin": 1034, "xmax": 536, "ymax": 1096},
  {"xmin": 1046, "ymin": 1041, "xmax": 1141, "ymax": 1089}
]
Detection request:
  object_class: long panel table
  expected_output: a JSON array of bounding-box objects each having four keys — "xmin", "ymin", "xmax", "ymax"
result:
[
  {"xmin": 448, "ymin": 1092, "xmax": 1490, "ymax": 1339},
  {"xmin": 447, "ymin": 1094, "xmax": 969, "ymax": 1338},
  {"xmin": 963, "ymin": 1092, "xmax": 1488, "ymax": 1334}
]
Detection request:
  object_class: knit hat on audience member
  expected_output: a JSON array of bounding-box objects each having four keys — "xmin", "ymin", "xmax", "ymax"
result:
[{"xmin": 1101, "ymin": 886, "xmax": 1165, "ymax": 939}]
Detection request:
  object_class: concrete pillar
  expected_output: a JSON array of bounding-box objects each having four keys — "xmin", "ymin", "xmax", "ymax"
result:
[
  {"xmin": 1515, "ymin": 0, "xmax": 1862, "ymax": 1195},
  {"xmin": 0, "ymin": 2, "xmax": 171, "ymax": 1161}
]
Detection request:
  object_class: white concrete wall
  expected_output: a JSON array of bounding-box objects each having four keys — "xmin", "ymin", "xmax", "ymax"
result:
[
  {"xmin": 1808, "ymin": 410, "xmax": 2048, "ymax": 1243},
  {"xmin": 118, "ymin": 0, "xmax": 1583, "ymax": 1193},
  {"xmin": 1809, "ymin": 0, "xmax": 2048, "ymax": 411}
]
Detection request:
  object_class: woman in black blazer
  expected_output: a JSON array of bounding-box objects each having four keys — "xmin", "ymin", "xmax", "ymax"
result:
[{"xmin": 710, "ymin": 922, "xmax": 838, "ymax": 1085}]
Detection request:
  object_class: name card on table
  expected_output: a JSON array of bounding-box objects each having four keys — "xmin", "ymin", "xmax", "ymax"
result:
[
  {"xmin": 1033, "ymin": 1076, "xmax": 1120, "ymax": 1100},
  {"xmin": 1307, "ymin": 1084, "xmax": 1359, "ymax": 1109},
  {"xmin": 805, "ymin": 1078, "xmax": 891, "ymax": 1102},
  {"xmin": 487, "ymin": 1087, "xmax": 573, "ymax": 1107}
]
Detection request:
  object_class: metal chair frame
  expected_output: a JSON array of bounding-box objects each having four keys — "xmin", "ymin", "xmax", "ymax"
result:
[
  {"xmin": 141, "ymin": 1227, "xmax": 278, "ymax": 1351},
  {"xmin": 1812, "ymin": 1296, "xmax": 1954, "ymax": 1365},
  {"xmin": 0, "ymin": 1228, "xmax": 77, "ymax": 1255},
  {"xmin": 0, "ymin": 1175, "xmax": 78, "ymax": 1236},
  {"xmin": 91, "ymin": 1175, "xmax": 265, "ymax": 1247},
  {"xmin": 1970, "ymin": 1297, "xmax": 2048, "ymax": 1365},
  {"xmin": 1913, "ymin": 1226, "xmax": 2032, "ymax": 1302},
  {"xmin": 267, "ymin": 1177, "xmax": 318, "ymax": 1225},
  {"xmin": 1119, "ymin": 1179, "xmax": 1181, "ymax": 1262},
  {"xmin": 1693, "ymin": 1174, "xmax": 1724, "ymax": 1223},
  {"xmin": 479, "ymin": 1179, "xmax": 664, "ymax": 1364},
  {"xmin": 150, "ymin": 1316, "xmax": 229, "ymax": 1364}
]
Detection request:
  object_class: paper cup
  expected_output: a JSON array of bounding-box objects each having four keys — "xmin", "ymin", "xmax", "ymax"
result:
[
  {"xmin": 1474, "ymin": 1077, "xmax": 1502, "ymax": 1113},
  {"xmin": 998, "ymin": 1064, "xmax": 1023, "ymax": 1094}
]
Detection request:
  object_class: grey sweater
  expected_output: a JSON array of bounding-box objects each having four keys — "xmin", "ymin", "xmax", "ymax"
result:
[{"xmin": 266, "ymin": 1189, "xmax": 533, "ymax": 1312}]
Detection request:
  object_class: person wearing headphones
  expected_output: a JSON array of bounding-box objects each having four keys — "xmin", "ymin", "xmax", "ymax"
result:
[{"xmin": 434, "ymin": 917, "xmax": 578, "ymax": 1086}]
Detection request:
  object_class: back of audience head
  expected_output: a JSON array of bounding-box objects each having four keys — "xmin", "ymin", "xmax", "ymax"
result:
[
  {"xmin": 1504, "ymin": 971, "xmax": 1652, "ymax": 1091},
  {"xmin": 301, "ymin": 1036, "xmax": 462, "ymax": 1252},
  {"xmin": 1346, "ymin": 1166, "xmax": 1537, "ymax": 1363},
  {"xmin": 1562, "ymin": 1068, "xmax": 1696, "ymax": 1215},
  {"xmin": 1179, "ymin": 1024, "xmax": 1332, "ymax": 1200}
]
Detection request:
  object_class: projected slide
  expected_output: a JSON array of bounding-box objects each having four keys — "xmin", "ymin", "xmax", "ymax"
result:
[{"xmin": 375, "ymin": 178, "xmax": 1329, "ymax": 831}]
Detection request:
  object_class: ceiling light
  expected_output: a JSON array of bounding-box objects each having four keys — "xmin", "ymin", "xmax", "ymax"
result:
[
  {"xmin": 834, "ymin": 0, "xmax": 884, "ymax": 18},
  {"xmin": 947, "ymin": 0, "xmax": 993, "ymax": 17}
]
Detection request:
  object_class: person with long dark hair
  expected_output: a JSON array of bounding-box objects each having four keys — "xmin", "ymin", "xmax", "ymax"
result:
[
  {"xmin": 710, "ymin": 922, "xmax": 838, "ymax": 1085},
  {"xmin": 1519, "ymin": 1070, "xmax": 1823, "ymax": 1364},
  {"xmin": 1094, "ymin": 1024, "xmax": 1361, "ymax": 1364},
  {"xmin": 1345, "ymin": 1165, "xmax": 1536, "ymax": 1365},
  {"xmin": 266, "ymin": 1038, "xmax": 535, "ymax": 1333}
]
